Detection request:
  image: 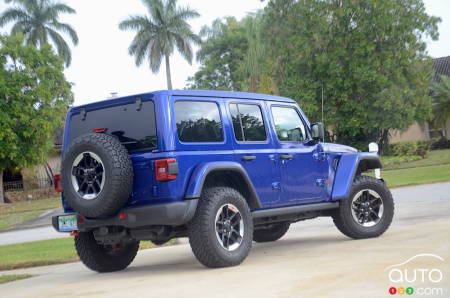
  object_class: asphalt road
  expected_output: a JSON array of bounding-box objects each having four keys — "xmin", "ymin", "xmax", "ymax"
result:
[{"xmin": 1, "ymin": 182, "xmax": 449, "ymax": 298}]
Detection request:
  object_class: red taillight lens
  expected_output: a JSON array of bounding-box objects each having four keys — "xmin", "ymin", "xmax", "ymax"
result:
[
  {"xmin": 93, "ymin": 128, "xmax": 107, "ymax": 133},
  {"xmin": 154, "ymin": 158, "xmax": 178, "ymax": 182},
  {"xmin": 53, "ymin": 174, "xmax": 63, "ymax": 192}
]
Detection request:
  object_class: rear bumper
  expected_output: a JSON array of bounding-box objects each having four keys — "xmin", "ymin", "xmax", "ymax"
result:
[{"xmin": 52, "ymin": 199, "xmax": 198, "ymax": 232}]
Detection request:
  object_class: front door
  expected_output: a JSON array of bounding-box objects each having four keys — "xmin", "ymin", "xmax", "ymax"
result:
[
  {"xmin": 269, "ymin": 103, "xmax": 329, "ymax": 205},
  {"xmin": 227, "ymin": 100, "xmax": 281, "ymax": 207}
]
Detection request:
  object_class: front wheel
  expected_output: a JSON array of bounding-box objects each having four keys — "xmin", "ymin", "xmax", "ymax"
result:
[
  {"xmin": 332, "ymin": 175, "xmax": 394, "ymax": 239},
  {"xmin": 188, "ymin": 187, "xmax": 253, "ymax": 268},
  {"xmin": 75, "ymin": 232, "xmax": 139, "ymax": 272}
]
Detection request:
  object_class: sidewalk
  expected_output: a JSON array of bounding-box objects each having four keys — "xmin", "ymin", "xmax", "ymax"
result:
[
  {"xmin": 0, "ymin": 208, "xmax": 68, "ymax": 245},
  {"xmin": 0, "ymin": 226, "xmax": 69, "ymax": 245}
]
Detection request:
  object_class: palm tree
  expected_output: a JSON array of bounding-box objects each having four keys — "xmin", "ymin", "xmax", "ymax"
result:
[
  {"xmin": 0, "ymin": 0, "xmax": 78, "ymax": 67},
  {"xmin": 431, "ymin": 76, "xmax": 450, "ymax": 131},
  {"xmin": 119, "ymin": 0, "xmax": 200, "ymax": 90}
]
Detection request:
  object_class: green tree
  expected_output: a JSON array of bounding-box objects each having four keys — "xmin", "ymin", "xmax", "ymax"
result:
[
  {"xmin": 263, "ymin": 0, "xmax": 440, "ymax": 150},
  {"xmin": 119, "ymin": 0, "xmax": 200, "ymax": 90},
  {"xmin": 186, "ymin": 17, "xmax": 248, "ymax": 91},
  {"xmin": 431, "ymin": 76, "xmax": 450, "ymax": 131},
  {"xmin": 0, "ymin": 0, "xmax": 78, "ymax": 67},
  {"xmin": 0, "ymin": 34, "xmax": 73, "ymax": 203}
]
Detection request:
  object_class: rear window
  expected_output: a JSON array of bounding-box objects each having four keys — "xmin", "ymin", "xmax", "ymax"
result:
[
  {"xmin": 174, "ymin": 101, "xmax": 224, "ymax": 143},
  {"xmin": 69, "ymin": 100, "xmax": 157, "ymax": 153},
  {"xmin": 230, "ymin": 103, "xmax": 267, "ymax": 142}
]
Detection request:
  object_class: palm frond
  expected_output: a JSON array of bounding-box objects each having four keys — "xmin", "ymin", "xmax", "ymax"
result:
[
  {"xmin": 47, "ymin": 27, "xmax": 71, "ymax": 66},
  {"xmin": 119, "ymin": 15, "xmax": 155, "ymax": 31},
  {"xmin": 49, "ymin": 3, "xmax": 76, "ymax": 15},
  {"xmin": 174, "ymin": 34, "xmax": 193, "ymax": 64},
  {"xmin": 0, "ymin": 8, "xmax": 29, "ymax": 27},
  {"xmin": 48, "ymin": 22, "xmax": 78, "ymax": 45},
  {"xmin": 174, "ymin": 6, "xmax": 200, "ymax": 21},
  {"xmin": 142, "ymin": 0, "xmax": 164, "ymax": 24},
  {"xmin": 148, "ymin": 37, "xmax": 164, "ymax": 73}
]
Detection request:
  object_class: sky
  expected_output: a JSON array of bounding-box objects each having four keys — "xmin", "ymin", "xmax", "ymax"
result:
[{"xmin": 0, "ymin": 0, "xmax": 449, "ymax": 106}]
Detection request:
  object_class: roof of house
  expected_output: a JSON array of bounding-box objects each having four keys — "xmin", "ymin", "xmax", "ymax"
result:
[{"xmin": 432, "ymin": 56, "xmax": 450, "ymax": 81}]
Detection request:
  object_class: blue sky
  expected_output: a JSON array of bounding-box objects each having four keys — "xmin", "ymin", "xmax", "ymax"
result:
[{"xmin": 0, "ymin": 0, "xmax": 448, "ymax": 105}]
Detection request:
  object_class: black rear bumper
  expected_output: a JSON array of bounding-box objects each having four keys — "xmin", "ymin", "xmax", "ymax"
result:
[{"xmin": 52, "ymin": 199, "xmax": 198, "ymax": 232}]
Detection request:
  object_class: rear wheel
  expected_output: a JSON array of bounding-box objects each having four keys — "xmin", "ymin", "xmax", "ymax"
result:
[
  {"xmin": 75, "ymin": 231, "xmax": 139, "ymax": 273},
  {"xmin": 253, "ymin": 222, "xmax": 290, "ymax": 243},
  {"xmin": 188, "ymin": 187, "xmax": 253, "ymax": 268},
  {"xmin": 332, "ymin": 175, "xmax": 394, "ymax": 239}
]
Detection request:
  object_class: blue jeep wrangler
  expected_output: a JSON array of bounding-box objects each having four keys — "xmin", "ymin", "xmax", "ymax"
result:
[{"xmin": 52, "ymin": 90, "xmax": 394, "ymax": 272}]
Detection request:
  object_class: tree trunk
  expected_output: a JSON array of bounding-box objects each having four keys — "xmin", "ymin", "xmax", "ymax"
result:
[
  {"xmin": 0, "ymin": 170, "xmax": 4, "ymax": 204},
  {"xmin": 165, "ymin": 55, "xmax": 173, "ymax": 90}
]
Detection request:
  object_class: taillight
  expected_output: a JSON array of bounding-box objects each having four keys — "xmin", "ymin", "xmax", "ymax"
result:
[
  {"xmin": 93, "ymin": 128, "xmax": 107, "ymax": 133},
  {"xmin": 53, "ymin": 174, "xmax": 63, "ymax": 192},
  {"xmin": 154, "ymin": 158, "xmax": 178, "ymax": 182}
]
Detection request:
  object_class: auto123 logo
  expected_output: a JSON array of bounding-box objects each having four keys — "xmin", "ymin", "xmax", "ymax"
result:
[{"xmin": 386, "ymin": 254, "xmax": 446, "ymax": 296}]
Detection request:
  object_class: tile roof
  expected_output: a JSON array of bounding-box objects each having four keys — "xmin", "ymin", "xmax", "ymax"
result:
[{"xmin": 432, "ymin": 56, "xmax": 450, "ymax": 81}]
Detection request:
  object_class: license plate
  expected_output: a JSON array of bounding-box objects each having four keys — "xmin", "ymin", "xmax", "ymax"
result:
[{"xmin": 58, "ymin": 215, "xmax": 78, "ymax": 232}]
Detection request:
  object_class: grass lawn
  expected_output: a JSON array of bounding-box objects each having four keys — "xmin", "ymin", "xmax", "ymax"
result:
[
  {"xmin": 0, "ymin": 274, "xmax": 33, "ymax": 284},
  {"xmin": 382, "ymin": 163, "xmax": 450, "ymax": 187},
  {"xmin": 383, "ymin": 149, "xmax": 450, "ymax": 170},
  {"xmin": 0, "ymin": 198, "xmax": 61, "ymax": 231},
  {"xmin": 0, "ymin": 237, "xmax": 167, "ymax": 271},
  {"xmin": 378, "ymin": 149, "xmax": 450, "ymax": 187}
]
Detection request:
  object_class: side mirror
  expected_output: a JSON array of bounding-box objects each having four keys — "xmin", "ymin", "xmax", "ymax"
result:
[{"xmin": 311, "ymin": 122, "xmax": 324, "ymax": 142}]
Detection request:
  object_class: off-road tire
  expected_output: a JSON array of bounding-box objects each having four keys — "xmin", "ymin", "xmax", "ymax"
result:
[
  {"xmin": 253, "ymin": 222, "xmax": 290, "ymax": 243},
  {"xmin": 74, "ymin": 232, "xmax": 139, "ymax": 273},
  {"xmin": 61, "ymin": 133, "xmax": 133, "ymax": 218},
  {"xmin": 188, "ymin": 187, "xmax": 253, "ymax": 268},
  {"xmin": 332, "ymin": 175, "xmax": 394, "ymax": 239}
]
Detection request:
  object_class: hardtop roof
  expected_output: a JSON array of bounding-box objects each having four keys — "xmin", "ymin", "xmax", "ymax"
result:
[{"xmin": 72, "ymin": 90, "xmax": 296, "ymax": 111}]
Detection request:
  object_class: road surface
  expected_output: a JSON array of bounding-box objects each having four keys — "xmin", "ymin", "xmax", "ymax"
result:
[{"xmin": 1, "ymin": 182, "xmax": 449, "ymax": 297}]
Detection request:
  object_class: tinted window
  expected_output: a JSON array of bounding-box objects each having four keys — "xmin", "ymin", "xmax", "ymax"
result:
[
  {"xmin": 271, "ymin": 106, "xmax": 307, "ymax": 142},
  {"xmin": 230, "ymin": 104, "xmax": 267, "ymax": 142},
  {"xmin": 175, "ymin": 101, "xmax": 223, "ymax": 142},
  {"xmin": 69, "ymin": 100, "xmax": 157, "ymax": 153}
]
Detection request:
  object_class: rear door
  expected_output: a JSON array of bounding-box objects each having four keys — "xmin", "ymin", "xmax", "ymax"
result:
[{"xmin": 226, "ymin": 99, "xmax": 281, "ymax": 207}]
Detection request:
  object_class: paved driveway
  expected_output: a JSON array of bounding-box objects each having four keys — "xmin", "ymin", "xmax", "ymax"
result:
[{"xmin": 1, "ymin": 182, "xmax": 449, "ymax": 297}]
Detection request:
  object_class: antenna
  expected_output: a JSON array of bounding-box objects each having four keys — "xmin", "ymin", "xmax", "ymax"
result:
[{"xmin": 321, "ymin": 83, "xmax": 324, "ymax": 124}]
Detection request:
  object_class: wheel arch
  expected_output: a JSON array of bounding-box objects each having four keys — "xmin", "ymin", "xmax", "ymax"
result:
[
  {"xmin": 184, "ymin": 162, "xmax": 261, "ymax": 209},
  {"xmin": 331, "ymin": 153, "xmax": 382, "ymax": 201}
]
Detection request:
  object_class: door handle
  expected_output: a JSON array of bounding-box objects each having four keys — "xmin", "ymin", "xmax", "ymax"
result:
[
  {"xmin": 241, "ymin": 155, "xmax": 256, "ymax": 161},
  {"xmin": 280, "ymin": 154, "xmax": 293, "ymax": 160}
]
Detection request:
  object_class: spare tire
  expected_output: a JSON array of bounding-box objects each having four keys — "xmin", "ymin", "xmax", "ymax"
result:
[{"xmin": 61, "ymin": 133, "xmax": 133, "ymax": 218}]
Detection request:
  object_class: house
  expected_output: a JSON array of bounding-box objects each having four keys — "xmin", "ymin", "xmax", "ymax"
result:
[{"xmin": 389, "ymin": 55, "xmax": 450, "ymax": 143}]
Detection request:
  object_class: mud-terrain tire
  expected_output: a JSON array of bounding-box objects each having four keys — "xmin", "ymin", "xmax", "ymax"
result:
[
  {"xmin": 188, "ymin": 187, "xmax": 253, "ymax": 268},
  {"xmin": 332, "ymin": 175, "xmax": 394, "ymax": 239},
  {"xmin": 253, "ymin": 222, "xmax": 290, "ymax": 243},
  {"xmin": 75, "ymin": 232, "xmax": 139, "ymax": 273},
  {"xmin": 61, "ymin": 133, "xmax": 133, "ymax": 218}
]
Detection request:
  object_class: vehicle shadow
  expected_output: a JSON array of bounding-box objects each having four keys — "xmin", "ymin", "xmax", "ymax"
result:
[{"xmin": 120, "ymin": 233, "xmax": 349, "ymax": 275}]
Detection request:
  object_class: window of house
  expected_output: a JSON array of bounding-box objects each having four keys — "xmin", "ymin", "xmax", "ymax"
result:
[
  {"xmin": 271, "ymin": 106, "xmax": 307, "ymax": 142},
  {"xmin": 174, "ymin": 101, "xmax": 224, "ymax": 142},
  {"xmin": 230, "ymin": 103, "xmax": 267, "ymax": 142},
  {"xmin": 428, "ymin": 126, "xmax": 446, "ymax": 139}
]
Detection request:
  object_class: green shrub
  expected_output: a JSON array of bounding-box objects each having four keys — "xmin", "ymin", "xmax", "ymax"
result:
[
  {"xmin": 430, "ymin": 137, "xmax": 450, "ymax": 150},
  {"xmin": 388, "ymin": 140, "xmax": 430, "ymax": 157}
]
